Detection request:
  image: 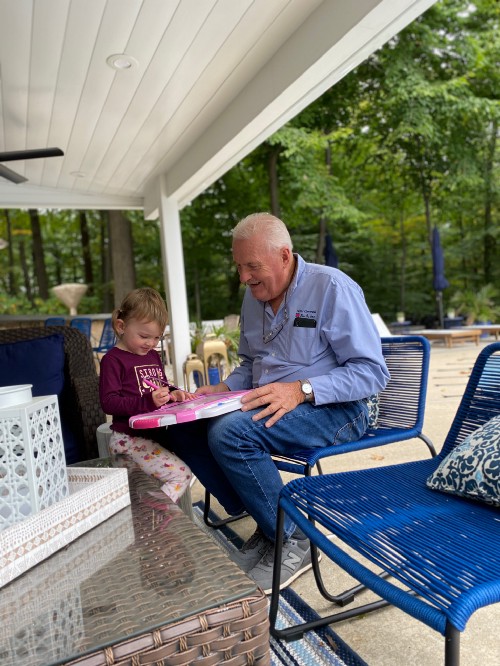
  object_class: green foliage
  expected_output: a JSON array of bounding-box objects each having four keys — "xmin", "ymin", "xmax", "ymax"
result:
[
  {"xmin": 0, "ymin": 293, "xmax": 34, "ymax": 314},
  {"xmin": 450, "ymin": 284, "xmax": 499, "ymax": 324},
  {"xmin": 190, "ymin": 322, "xmax": 241, "ymax": 369},
  {"xmin": 209, "ymin": 323, "xmax": 241, "ymax": 368}
]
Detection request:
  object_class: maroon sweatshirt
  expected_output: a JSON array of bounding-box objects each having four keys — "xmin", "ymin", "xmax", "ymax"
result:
[{"xmin": 99, "ymin": 346, "xmax": 168, "ymax": 436}]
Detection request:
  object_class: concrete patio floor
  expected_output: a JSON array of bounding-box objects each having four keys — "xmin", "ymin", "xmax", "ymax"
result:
[{"xmin": 190, "ymin": 337, "xmax": 500, "ymax": 665}]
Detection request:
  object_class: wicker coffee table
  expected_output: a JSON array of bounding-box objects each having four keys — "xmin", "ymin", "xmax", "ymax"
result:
[{"xmin": 0, "ymin": 462, "xmax": 269, "ymax": 666}]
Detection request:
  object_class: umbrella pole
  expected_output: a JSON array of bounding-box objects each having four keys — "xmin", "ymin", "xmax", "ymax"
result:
[{"xmin": 436, "ymin": 290, "xmax": 444, "ymax": 329}]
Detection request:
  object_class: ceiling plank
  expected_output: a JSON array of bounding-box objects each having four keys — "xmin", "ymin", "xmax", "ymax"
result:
[
  {"xmin": 158, "ymin": 0, "xmax": 437, "ymax": 208},
  {"xmin": 25, "ymin": 0, "xmax": 70, "ymax": 184},
  {"xmin": 43, "ymin": 0, "xmax": 108, "ymax": 188},
  {"xmin": 0, "ymin": 1, "xmax": 33, "ymax": 162},
  {"xmin": 73, "ymin": 0, "xmax": 181, "ymax": 194},
  {"xmin": 0, "ymin": 0, "xmax": 437, "ymax": 209}
]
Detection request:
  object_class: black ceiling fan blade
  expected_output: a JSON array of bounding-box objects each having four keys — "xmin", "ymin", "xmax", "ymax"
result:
[
  {"xmin": 0, "ymin": 164, "xmax": 28, "ymax": 184},
  {"xmin": 0, "ymin": 147, "xmax": 64, "ymax": 162}
]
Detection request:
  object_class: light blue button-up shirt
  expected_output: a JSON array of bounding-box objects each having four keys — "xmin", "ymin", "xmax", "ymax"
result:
[{"xmin": 225, "ymin": 254, "xmax": 390, "ymax": 405}]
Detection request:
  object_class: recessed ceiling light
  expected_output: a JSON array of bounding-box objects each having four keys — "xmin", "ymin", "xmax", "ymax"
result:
[
  {"xmin": 106, "ymin": 54, "xmax": 138, "ymax": 70},
  {"xmin": 70, "ymin": 171, "xmax": 86, "ymax": 178}
]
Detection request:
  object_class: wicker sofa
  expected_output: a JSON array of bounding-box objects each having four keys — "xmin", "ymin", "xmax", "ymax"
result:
[{"xmin": 0, "ymin": 326, "xmax": 105, "ymax": 463}]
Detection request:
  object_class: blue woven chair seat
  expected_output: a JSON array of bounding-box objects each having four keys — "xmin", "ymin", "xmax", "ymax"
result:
[{"xmin": 280, "ymin": 459, "xmax": 500, "ymax": 634}]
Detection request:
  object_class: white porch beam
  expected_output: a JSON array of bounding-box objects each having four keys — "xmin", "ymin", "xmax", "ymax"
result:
[
  {"xmin": 157, "ymin": 177, "xmax": 191, "ymax": 386},
  {"xmin": 0, "ymin": 183, "xmax": 142, "ymax": 210}
]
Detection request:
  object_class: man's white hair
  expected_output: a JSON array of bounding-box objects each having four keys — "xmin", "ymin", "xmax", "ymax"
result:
[{"xmin": 232, "ymin": 212, "xmax": 293, "ymax": 252}]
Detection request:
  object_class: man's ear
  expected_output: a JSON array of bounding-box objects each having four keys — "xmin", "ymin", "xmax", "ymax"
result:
[{"xmin": 281, "ymin": 246, "xmax": 293, "ymax": 266}]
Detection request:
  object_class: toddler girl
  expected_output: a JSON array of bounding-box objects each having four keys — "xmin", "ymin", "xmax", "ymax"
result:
[{"xmin": 99, "ymin": 287, "xmax": 192, "ymax": 503}]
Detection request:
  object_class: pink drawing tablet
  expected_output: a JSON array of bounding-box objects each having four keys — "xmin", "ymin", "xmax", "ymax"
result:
[{"xmin": 129, "ymin": 390, "xmax": 251, "ymax": 429}]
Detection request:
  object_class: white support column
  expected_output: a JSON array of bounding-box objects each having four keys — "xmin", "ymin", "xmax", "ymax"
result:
[{"xmin": 157, "ymin": 178, "xmax": 191, "ymax": 386}]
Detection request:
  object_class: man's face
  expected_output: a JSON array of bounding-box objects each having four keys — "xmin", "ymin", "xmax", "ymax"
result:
[{"xmin": 233, "ymin": 236, "xmax": 291, "ymax": 303}]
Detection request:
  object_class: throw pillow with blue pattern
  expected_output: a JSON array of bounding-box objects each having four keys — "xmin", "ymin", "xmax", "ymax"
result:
[
  {"xmin": 426, "ymin": 414, "xmax": 500, "ymax": 507},
  {"xmin": 367, "ymin": 394, "xmax": 380, "ymax": 428}
]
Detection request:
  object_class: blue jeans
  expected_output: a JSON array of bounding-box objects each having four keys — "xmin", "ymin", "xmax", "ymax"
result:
[{"xmin": 166, "ymin": 400, "xmax": 368, "ymax": 541}]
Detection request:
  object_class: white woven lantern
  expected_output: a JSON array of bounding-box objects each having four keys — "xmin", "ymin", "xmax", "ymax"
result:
[{"xmin": 0, "ymin": 385, "xmax": 69, "ymax": 531}]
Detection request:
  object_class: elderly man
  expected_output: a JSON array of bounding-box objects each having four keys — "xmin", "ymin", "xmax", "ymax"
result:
[{"xmin": 167, "ymin": 212, "xmax": 389, "ymax": 593}]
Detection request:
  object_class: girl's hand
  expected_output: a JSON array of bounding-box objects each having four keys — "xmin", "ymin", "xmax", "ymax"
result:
[
  {"xmin": 152, "ymin": 387, "xmax": 172, "ymax": 408},
  {"xmin": 170, "ymin": 388, "xmax": 196, "ymax": 402}
]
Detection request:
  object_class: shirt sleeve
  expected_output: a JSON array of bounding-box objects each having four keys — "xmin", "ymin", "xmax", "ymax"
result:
[
  {"xmin": 310, "ymin": 282, "xmax": 390, "ymax": 405},
  {"xmin": 99, "ymin": 353, "xmax": 157, "ymax": 417}
]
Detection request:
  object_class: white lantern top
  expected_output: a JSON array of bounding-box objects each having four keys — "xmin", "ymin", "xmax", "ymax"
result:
[{"xmin": 0, "ymin": 385, "xmax": 33, "ymax": 409}]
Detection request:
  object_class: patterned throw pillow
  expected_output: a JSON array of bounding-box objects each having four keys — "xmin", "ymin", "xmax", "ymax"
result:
[
  {"xmin": 367, "ymin": 394, "xmax": 380, "ymax": 428},
  {"xmin": 426, "ymin": 414, "xmax": 500, "ymax": 507}
]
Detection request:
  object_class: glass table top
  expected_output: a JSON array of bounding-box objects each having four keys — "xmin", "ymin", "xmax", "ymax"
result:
[{"xmin": 0, "ymin": 460, "xmax": 257, "ymax": 666}]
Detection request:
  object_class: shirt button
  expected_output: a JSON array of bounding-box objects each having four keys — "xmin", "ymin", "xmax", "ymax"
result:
[{"xmin": 265, "ymin": 370, "xmax": 269, "ymax": 374}]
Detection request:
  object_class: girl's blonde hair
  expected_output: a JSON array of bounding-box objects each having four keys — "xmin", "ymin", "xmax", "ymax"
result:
[{"xmin": 112, "ymin": 288, "xmax": 168, "ymax": 334}]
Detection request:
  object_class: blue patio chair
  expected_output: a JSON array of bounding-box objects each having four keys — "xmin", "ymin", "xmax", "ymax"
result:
[
  {"xmin": 269, "ymin": 341, "xmax": 500, "ymax": 666},
  {"xmin": 45, "ymin": 317, "xmax": 66, "ymax": 326},
  {"xmin": 70, "ymin": 317, "xmax": 92, "ymax": 339},
  {"xmin": 92, "ymin": 318, "xmax": 115, "ymax": 361},
  {"xmin": 204, "ymin": 335, "xmax": 435, "ymax": 540}
]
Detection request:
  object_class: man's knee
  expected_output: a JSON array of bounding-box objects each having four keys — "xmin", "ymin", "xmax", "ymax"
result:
[{"xmin": 207, "ymin": 409, "xmax": 257, "ymax": 455}]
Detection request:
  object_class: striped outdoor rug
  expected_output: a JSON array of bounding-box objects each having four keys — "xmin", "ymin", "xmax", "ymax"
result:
[{"xmin": 192, "ymin": 503, "xmax": 368, "ymax": 666}]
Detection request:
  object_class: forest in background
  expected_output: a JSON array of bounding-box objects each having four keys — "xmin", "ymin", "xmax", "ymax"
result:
[{"xmin": 1, "ymin": 0, "xmax": 498, "ymax": 326}]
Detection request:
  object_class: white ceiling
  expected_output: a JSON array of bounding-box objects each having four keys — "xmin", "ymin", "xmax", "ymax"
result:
[{"xmin": 0, "ymin": 0, "xmax": 437, "ymax": 212}]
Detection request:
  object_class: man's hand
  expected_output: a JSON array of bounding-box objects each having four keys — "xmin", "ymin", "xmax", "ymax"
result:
[
  {"xmin": 240, "ymin": 381, "xmax": 304, "ymax": 427},
  {"xmin": 194, "ymin": 381, "xmax": 229, "ymax": 396}
]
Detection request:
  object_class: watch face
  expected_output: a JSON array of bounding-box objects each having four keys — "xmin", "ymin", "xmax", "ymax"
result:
[{"xmin": 301, "ymin": 381, "xmax": 312, "ymax": 395}]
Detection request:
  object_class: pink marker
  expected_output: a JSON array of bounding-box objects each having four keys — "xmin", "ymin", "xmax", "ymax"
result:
[
  {"xmin": 143, "ymin": 378, "xmax": 195, "ymax": 398},
  {"xmin": 143, "ymin": 378, "xmax": 163, "ymax": 391}
]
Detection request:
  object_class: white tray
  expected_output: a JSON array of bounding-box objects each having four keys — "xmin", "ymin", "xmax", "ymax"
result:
[{"xmin": 0, "ymin": 467, "xmax": 130, "ymax": 587}]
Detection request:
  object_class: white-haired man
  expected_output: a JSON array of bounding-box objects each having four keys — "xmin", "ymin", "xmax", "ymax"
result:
[{"xmin": 167, "ymin": 212, "xmax": 389, "ymax": 593}]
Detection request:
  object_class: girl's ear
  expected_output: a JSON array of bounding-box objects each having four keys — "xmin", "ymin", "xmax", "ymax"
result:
[{"xmin": 115, "ymin": 318, "xmax": 125, "ymax": 337}]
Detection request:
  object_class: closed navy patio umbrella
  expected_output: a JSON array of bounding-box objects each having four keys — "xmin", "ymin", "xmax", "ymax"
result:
[
  {"xmin": 432, "ymin": 226, "xmax": 449, "ymax": 328},
  {"xmin": 324, "ymin": 233, "xmax": 338, "ymax": 268}
]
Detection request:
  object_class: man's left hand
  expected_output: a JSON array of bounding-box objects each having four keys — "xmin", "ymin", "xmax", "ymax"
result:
[{"xmin": 240, "ymin": 381, "xmax": 304, "ymax": 427}]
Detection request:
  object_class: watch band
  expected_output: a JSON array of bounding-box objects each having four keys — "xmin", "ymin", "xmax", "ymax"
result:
[{"xmin": 299, "ymin": 379, "xmax": 314, "ymax": 402}]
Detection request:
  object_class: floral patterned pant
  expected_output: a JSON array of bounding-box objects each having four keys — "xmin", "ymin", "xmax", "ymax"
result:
[{"xmin": 109, "ymin": 431, "xmax": 191, "ymax": 503}]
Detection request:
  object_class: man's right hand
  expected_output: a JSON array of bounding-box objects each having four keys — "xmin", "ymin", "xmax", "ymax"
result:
[{"xmin": 194, "ymin": 381, "xmax": 229, "ymax": 395}]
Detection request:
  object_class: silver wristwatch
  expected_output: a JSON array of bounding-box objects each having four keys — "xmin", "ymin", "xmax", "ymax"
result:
[{"xmin": 299, "ymin": 380, "xmax": 314, "ymax": 402}]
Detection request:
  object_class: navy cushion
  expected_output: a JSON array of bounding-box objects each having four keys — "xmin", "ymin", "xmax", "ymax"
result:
[
  {"xmin": 426, "ymin": 415, "xmax": 500, "ymax": 507},
  {"xmin": 0, "ymin": 335, "xmax": 78, "ymax": 464}
]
